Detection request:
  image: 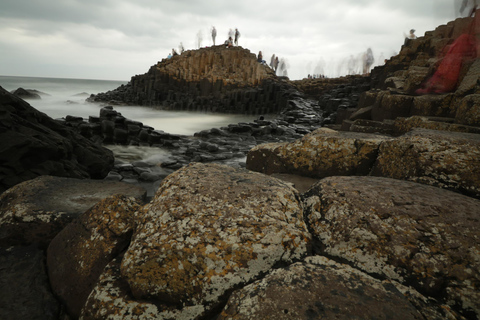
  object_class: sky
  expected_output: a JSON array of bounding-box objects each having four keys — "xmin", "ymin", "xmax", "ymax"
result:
[{"xmin": 0, "ymin": 0, "xmax": 470, "ymax": 81}]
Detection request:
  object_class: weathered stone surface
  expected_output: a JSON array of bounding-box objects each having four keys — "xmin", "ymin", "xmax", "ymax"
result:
[
  {"xmin": 80, "ymin": 256, "xmax": 206, "ymax": 320},
  {"xmin": 0, "ymin": 176, "xmax": 146, "ymax": 248},
  {"xmin": 455, "ymin": 59, "xmax": 480, "ymax": 96},
  {"xmin": 394, "ymin": 116, "xmax": 480, "ymax": 136},
  {"xmin": 47, "ymin": 195, "xmax": 142, "ymax": 319},
  {"xmin": 246, "ymin": 128, "xmax": 390, "ymax": 178},
  {"xmin": 0, "ymin": 86, "xmax": 114, "ymax": 193},
  {"xmin": 303, "ymin": 176, "xmax": 480, "ymax": 318},
  {"xmin": 219, "ymin": 256, "xmax": 459, "ymax": 320},
  {"xmin": 371, "ymin": 91, "xmax": 414, "ymax": 121},
  {"xmin": 455, "ymin": 94, "xmax": 480, "ymax": 126},
  {"xmin": 371, "ymin": 128, "xmax": 480, "ymax": 198},
  {"xmin": 120, "ymin": 163, "xmax": 311, "ymax": 314},
  {"xmin": 0, "ymin": 246, "xmax": 60, "ymax": 320},
  {"xmin": 411, "ymin": 94, "xmax": 455, "ymax": 117}
]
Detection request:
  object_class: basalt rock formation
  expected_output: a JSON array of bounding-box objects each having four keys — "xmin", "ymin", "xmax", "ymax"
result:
[
  {"xmin": 87, "ymin": 46, "xmax": 295, "ymax": 115},
  {"xmin": 0, "ymin": 86, "xmax": 115, "ymax": 193},
  {"xmin": 2, "ymin": 16, "xmax": 480, "ymax": 320}
]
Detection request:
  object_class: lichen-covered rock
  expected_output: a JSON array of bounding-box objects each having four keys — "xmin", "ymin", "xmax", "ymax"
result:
[
  {"xmin": 120, "ymin": 163, "xmax": 311, "ymax": 314},
  {"xmin": 394, "ymin": 116, "xmax": 480, "ymax": 136},
  {"xmin": 80, "ymin": 256, "xmax": 206, "ymax": 320},
  {"xmin": 219, "ymin": 256, "xmax": 460, "ymax": 320},
  {"xmin": 455, "ymin": 94, "xmax": 480, "ymax": 127},
  {"xmin": 47, "ymin": 195, "xmax": 142, "ymax": 319},
  {"xmin": 303, "ymin": 176, "xmax": 480, "ymax": 318},
  {"xmin": 0, "ymin": 246, "xmax": 60, "ymax": 320},
  {"xmin": 371, "ymin": 128, "xmax": 480, "ymax": 198},
  {"xmin": 411, "ymin": 94, "xmax": 455, "ymax": 117},
  {"xmin": 246, "ymin": 128, "xmax": 390, "ymax": 178},
  {"xmin": 0, "ymin": 176, "xmax": 146, "ymax": 248},
  {"xmin": 371, "ymin": 91, "xmax": 414, "ymax": 121}
]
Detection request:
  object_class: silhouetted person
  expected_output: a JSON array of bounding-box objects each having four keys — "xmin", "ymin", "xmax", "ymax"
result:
[
  {"xmin": 257, "ymin": 51, "xmax": 265, "ymax": 64},
  {"xmin": 212, "ymin": 26, "xmax": 217, "ymax": 45},
  {"xmin": 228, "ymin": 29, "xmax": 234, "ymax": 41},
  {"xmin": 270, "ymin": 54, "xmax": 276, "ymax": 69},
  {"xmin": 234, "ymin": 28, "xmax": 240, "ymax": 46},
  {"xmin": 274, "ymin": 57, "xmax": 279, "ymax": 72},
  {"xmin": 404, "ymin": 29, "xmax": 417, "ymax": 46},
  {"xmin": 179, "ymin": 42, "xmax": 185, "ymax": 54}
]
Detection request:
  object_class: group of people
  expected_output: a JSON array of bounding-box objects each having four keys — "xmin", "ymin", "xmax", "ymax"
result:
[{"xmin": 211, "ymin": 26, "xmax": 241, "ymax": 47}]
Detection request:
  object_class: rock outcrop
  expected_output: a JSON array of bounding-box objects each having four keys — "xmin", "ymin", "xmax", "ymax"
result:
[
  {"xmin": 0, "ymin": 86, "xmax": 115, "ymax": 193},
  {"xmin": 87, "ymin": 46, "xmax": 295, "ymax": 115}
]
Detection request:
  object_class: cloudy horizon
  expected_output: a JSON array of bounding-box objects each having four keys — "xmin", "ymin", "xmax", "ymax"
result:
[{"xmin": 0, "ymin": 0, "xmax": 469, "ymax": 81}]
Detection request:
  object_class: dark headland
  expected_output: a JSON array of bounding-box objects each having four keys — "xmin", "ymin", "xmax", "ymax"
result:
[{"xmin": 1, "ymin": 15, "xmax": 480, "ymax": 319}]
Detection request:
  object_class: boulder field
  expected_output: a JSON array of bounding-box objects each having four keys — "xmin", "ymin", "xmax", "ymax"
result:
[{"xmin": 1, "ymin": 15, "xmax": 480, "ymax": 320}]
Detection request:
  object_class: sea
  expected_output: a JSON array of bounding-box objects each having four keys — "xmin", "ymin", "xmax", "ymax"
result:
[{"xmin": 0, "ymin": 75, "xmax": 258, "ymax": 164}]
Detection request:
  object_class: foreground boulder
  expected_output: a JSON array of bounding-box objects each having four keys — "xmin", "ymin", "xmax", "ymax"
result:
[
  {"xmin": 219, "ymin": 256, "xmax": 459, "ymax": 320},
  {"xmin": 246, "ymin": 128, "xmax": 390, "ymax": 177},
  {"xmin": 0, "ymin": 86, "xmax": 114, "ymax": 193},
  {"xmin": 47, "ymin": 195, "xmax": 143, "ymax": 319},
  {"xmin": 0, "ymin": 176, "xmax": 146, "ymax": 248},
  {"xmin": 303, "ymin": 176, "xmax": 480, "ymax": 318},
  {"xmin": 80, "ymin": 163, "xmax": 312, "ymax": 318},
  {"xmin": 372, "ymin": 128, "xmax": 480, "ymax": 198}
]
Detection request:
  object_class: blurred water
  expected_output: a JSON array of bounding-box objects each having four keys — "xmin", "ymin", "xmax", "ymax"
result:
[{"xmin": 0, "ymin": 75, "xmax": 258, "ymax": 135}]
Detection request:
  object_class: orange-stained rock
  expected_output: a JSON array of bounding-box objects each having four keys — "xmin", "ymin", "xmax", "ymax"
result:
[
  {"xmin": 371, "ymin": 128, "xmax": 480, "ymax": 198},
  {"xmin": 120, "ymin": 163, "xmax": 311, "ymax": 312},
  {"xmin": 80, "ymin": 256, "xmax": 206, "ymax": 320},
  {"xmin": 246, "ymin": 128, "xmax": 390, "ymax": 178},
  {"xmin": 303, "ymin": 176, "xmax": 480, "ymax": 318},
  {"xmin": 47, "ymin": 195, "xmax": 142, "ymax": 319}
]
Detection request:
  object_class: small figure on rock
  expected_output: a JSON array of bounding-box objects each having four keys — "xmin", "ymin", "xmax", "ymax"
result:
[
  {"xmin": 228, "ymin": 28, "xmax": 235, "ymax": 41},
  {"xmin": 274, "ymin": 56, "xmax": 279, "ymax": 72},
  {"xmin": 404, "ymin": 29, "xmax": 417, "ymax": 46},
  {"xmin": 234, "ymin": 28, "xmax": 241, "ymax": 46},
  {"xmin": 270, "ymin": 54, "xmax": 276, "ymax": 69},
  {"xmin": 225, "ymin": 37, "xmax": 233, "ymax": 48},
  {"xmin": 179, "ymin": 42, "xmax": 185, "ymax": 54},
  {"xmin": 212, "ymin": 26, "xmax": 217, "ymax": 45},
  {"xmin": 172, "ymin": 48, "xmax": 178, "ymax": 56},
  {"xmin": 257, "ymin": 51, "xmax": 266, "ymax": 64}
]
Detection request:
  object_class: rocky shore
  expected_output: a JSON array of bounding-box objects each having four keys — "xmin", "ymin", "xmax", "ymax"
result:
[{"xmin": 1, "ymin": 16, "xmax": 480, "ymax": 320}]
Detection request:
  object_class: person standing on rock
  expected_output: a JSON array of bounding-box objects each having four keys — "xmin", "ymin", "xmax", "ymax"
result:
[
  {"xmin": 270, "ymin": 54, "xmax": 276, "ymax": 69},
  {"xmin": 212, "ymin": 26, "xmax": 217, "ymax": 45},
  {"xmin": 228, "ymin": 28, "xmax": 235, "ymax": 42},
  {"xmin": 234, "ymin": 28, "xmax": 240, "ymax": 46}
]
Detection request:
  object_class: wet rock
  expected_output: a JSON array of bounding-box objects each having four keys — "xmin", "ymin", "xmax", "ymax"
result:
[
  {"xmin": 303, "ymin": 176, "xmax": 480, "ymax": 318},
  {"xmin": 247, "ymin": 128, "xmax": 390, "ymax": 178},
  {"xmin": 219, "ymin": 256, "xmax": 459, "ymax": 320},
  {"xmin": 0, "ymin": 86, "xmax": 114, "ymax": 193},
  {"xmin": 11, "ymin": 87, "xmax": 41, "ymax": 99},
  {"xmin": 0, "ymin": 246, "xmax": 60, "ymax": 320},
  {"xmin": 120, "ymin": 163, "xmax": 311, "ymax": 314},
  {"xmin": 47, "ymin": 195, "xmax": 142, "ymax": 319},
  {"xmin": 0, "ymin": 176, "xmax": 146, "ymax": 248},
  {"xmin": 371, "ymin": 128, "xmax": 480, "ymax": 198}
]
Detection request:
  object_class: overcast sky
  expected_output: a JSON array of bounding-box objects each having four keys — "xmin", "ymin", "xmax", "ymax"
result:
[{"xmin": 0, "ymin": 0, "xmax": 468, "ymax": 81}]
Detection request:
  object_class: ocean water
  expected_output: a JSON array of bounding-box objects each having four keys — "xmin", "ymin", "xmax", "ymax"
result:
[{"xmin": 0, "ymin": 75, "xmax": 257, "ymax": 135}]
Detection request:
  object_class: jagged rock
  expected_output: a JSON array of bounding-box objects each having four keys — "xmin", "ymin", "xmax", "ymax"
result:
[
  {"xmin": 0, "ymin": 246, "xmax": 60, "ymax": 320},
  {"xmin": 246, "ymin": 128, "xmax": 390, "ymax": 178},
  {"xmin": 47, "ymin": 195, "xmax": 142, "ymax": 319},
  {"xmin": 120, "ymin": 163, "xmax": 311, "ymax": 315},
  {"xmin": 219, "ymin": 256, "xmax": 460, "ymax": 320},
  {"xmin": 0, "ymin": 86, "xmax": 114, "ymax": 193},
  {"xmin": 371, "ymin": 128, "xmax": 480, "ymax": 198},
  {"xmin": 303, "ymin": 176, "xmax": 480, "ymax": 318},
  {"xmin": 0, "ymin": 176, "xmax": 146, "ymax": 248}
]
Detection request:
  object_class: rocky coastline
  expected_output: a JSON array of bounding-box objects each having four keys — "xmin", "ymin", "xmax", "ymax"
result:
[{"xmin": 1, "ymin": 16, "xmax": 480, "ymax": 320}]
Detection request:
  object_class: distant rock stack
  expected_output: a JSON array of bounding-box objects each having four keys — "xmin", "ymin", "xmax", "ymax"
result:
[{"xmin": 88, "ymin": 46, "xmax": 296, "ymax": 115}]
